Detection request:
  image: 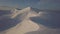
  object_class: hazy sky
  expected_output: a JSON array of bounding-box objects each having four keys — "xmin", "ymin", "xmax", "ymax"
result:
[
  {"xmin": 40, "ymin": 0, "xmax": 60, "ymax": 10},
  {"xmin": 0, "ymin": 0, "xmax": 40, "ymax": 9},
  {"xmin": 0, "ymin": 0, "xmax": 60, "ymax": 10}
]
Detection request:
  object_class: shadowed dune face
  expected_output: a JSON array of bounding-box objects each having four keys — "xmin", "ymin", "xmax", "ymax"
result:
[
  {"xmin": 0, "ymin": 15, "xmax": 23, "ymax": 31},
  {"xmin": 26, "ymin": 29, "xmax": 60, "ymax": 34},
  {"xmin": 0, "ymin": 10, "xmax": 11, "ymax": 16},
  {"xmin": 30, "ymin": 11, "xmax": 60, "ymax": 29},
  {"xmin": 0, "ymin": 10, "xmax": 26, "ymax": 31}
]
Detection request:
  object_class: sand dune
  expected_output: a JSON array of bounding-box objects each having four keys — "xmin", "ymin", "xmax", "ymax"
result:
[
  {"xmin": 3, "ymin": 7, "xmax": 40, "ymax": 34},
  {"xmin": 0, "ymin": 7, "xmax": 60, "ymax": 34}
]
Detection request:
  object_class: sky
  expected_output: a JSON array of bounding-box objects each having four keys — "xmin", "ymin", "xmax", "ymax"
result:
[
  {"xmin": 0, "ymin": 0, "xmax": 60, "ymax": 10},
  {"xmin": 40, "ymin": 0, "xmax": 60, "ymax": 10},
  {"xmin": 0, "ymin": 0, "xmax": 40, "ymax": 9}
]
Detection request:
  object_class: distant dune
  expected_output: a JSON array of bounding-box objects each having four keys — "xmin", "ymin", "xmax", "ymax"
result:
[{"xmin": 0, "ymin": 6, "xmax": 15, "ymax": 10}]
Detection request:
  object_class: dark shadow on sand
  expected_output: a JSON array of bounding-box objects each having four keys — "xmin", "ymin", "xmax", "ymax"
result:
[
  {"xmin": 30, "ymin": 11, "xmax": 60, "ymax": 29},
  {"xmin": 0, "ymin": 15, "xmax": 22, "ymax": 31},
  {"xmin": 0, "ymin": 10, "xmax": 25, "ymax": 31}
]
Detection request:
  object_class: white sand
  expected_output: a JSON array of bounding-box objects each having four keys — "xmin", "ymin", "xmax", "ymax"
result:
[{"xmin": 4, "ymin": 7, "xmax": 40, "ymax": 34}]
